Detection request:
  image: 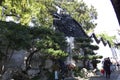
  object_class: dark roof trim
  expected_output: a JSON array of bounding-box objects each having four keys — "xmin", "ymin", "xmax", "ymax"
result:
[
  {"xmin": 53, "ymin": 13, "xmax": 88, "ymax": 38},
  {"xmin": 90, "ymin": 33, "xmax": 111, "ymax": 47},
  {"xmin": 111, "ymin": 0, "xmax": 120, "ymax": 25}
]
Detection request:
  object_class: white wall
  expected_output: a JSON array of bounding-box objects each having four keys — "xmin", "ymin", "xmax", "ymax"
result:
[{"xmin": 91, "ymin": 37, "xmax": 114, "ymax": 69}]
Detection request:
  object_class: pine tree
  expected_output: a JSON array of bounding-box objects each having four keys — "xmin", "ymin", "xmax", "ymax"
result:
[{"xmin": 72, "ymin": 37, "xmax": 102, "ymax": 69}]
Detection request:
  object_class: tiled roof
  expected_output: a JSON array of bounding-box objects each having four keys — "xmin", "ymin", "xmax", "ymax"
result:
[
  {"xmin": 90, "ymin": 33, "xmax": 111, "ymax": 47},
  {"xmin": 111, "ymin": 0, "xmax": 120, "ymax": 25},
  {"xmin": 53, "ymin": 13, "xmax": 88, "ymax": 38}
]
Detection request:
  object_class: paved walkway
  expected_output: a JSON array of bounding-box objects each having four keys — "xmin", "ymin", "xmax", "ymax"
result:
[
  {"xmin": 1, "ymin": 70, "xmax": 120, "ymax": 80},
  {"xmin": 64, "ymin": 70, "xmax": 120, "ymax": 80},
  {"xmin": 87, "ymin": 70, "xmax": 120, "ymax": 80},
  {"xmin": 117, "ymin": 75, "xmax": 120, "ymax": 80}
]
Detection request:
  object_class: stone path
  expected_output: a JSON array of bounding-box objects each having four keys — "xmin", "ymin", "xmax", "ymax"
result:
[
  {"xmin": 117, "ymin": 75, "xmax": 120, "ymax": 80},
  {"xmin": 64, "ymin": 70, "xmax": 120, "ymax": 80},
  {"xmin": 87, "ymin": 70, "xmax": 120, "ymax": 80}
]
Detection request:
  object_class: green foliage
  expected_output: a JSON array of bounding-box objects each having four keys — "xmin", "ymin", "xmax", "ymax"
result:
[
  {"xmin": 54, "ymin": 0, "xmax": 97, "ymax": 32},
  {"xmin": 75, "ymin": 37, "xmax": 99, "ymax": 50},
  {"xmin": 42, "ymin": 48, "xmax": 68, "ymax": 58},
  {"xmin": 1, "ymin": 0, "xmax": 97, "ymax": 32},
  {"xmin": 76, "ymin": 43, "xmax": 99, "ymax": 50},
  {"xmin": 73, "ymin": 54, "xmax": 103, "ymax": 60},
  {"xmin": 1, "ymin": 0, "xmax": 54, "ymax": 26},
  {"xmin": 29, "ymin": 27, "xmax": 67, "ymax": 58},
  {"xmin": 73, "ymin": 55, "xmax": 84, "ymax": 60},
  {"xmin": 0, "ymin": 21, "xmax": 31, "ymax": 50},
  {"xmin": 0, "ymin": 21, "xmax": 67, "ymax": 61},
  {"xmin": 31, "ymin": 76, "xmax": 40, "ymax": 80},
  {"xmin": 75, "ymin": 37, "xmax": 91, "ymax": 43},
  {"xmin": 73, "ymin": 67, "xmax": 84, "ymax": 78},
  {"xmin": 87, "ymin": 55, "xmax": 103, "ymax": 60},
  {"xmin": 73, "ymin": 37, "xmax": 100, "ymax": 68},
  {"xmin": 0, "ymin": 51, "xmax": 4, "ymax": 60},
  {"xmin": 89, "ymin": 45, "xmax": 99, "ymax": 50}
]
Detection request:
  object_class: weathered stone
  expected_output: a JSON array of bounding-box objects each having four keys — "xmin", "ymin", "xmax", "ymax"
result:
[
  {"xmin": 45, "ymin": 59, "xmax": 53, "ymax": 69},
  {"xmin": 27, "ymin": 69, "xmax": 40, "ymax": 78},
  {"xmin": 2, "ymin": 68, "xmax": 13, "ymax": 80}
]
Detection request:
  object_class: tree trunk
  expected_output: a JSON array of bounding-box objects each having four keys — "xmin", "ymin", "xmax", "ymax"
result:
[{"xmin": 25, "ymin": 49, "xmax": 39, "ymax": 71}]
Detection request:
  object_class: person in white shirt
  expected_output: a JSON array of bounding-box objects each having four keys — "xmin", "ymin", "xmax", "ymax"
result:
[{"xmin": 55, "ymin": 70, "xmax": 59, "ymax": 80}]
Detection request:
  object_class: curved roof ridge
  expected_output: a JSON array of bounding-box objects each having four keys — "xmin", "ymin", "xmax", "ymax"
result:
[
  {"xmin": 72, "ymin": 18, "xmax": 88, "ymax": 38},
  {"xmin": 100, "ymin": 37, "xmax": 107, "ymax": 46},
  {"xmin": 53, "ymin": 13, "xmax": 88, "ymax": 38},
  {"xmin": 90, "ymin": 33, "xmax": 111, "ymax": 47},
  {"xmin": 90, "ymin": 33, "xmax": 100, "ymax": 44}
]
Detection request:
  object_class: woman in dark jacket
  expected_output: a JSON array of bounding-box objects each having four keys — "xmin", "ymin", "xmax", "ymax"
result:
[{"xmin": 103, "ymin": 57, "xmax": 111, "ymax": 78}]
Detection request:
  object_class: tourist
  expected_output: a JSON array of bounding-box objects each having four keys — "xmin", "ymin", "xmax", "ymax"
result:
[
  {"xmin": 55, "ymin": 70, "xmax": 59, "ymax": 80},
  {"xmin": 116, "ymin": 62, "xmax": 120, "ymax": 70},
  {"xmin": 103, "ymin": 57, "xmax": 112, "ymax": 78}
]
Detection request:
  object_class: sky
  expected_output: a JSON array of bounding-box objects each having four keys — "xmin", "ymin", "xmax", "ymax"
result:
[{"xmin": 82, "ymin": 0, "xmax": 120, "ymax": 37}]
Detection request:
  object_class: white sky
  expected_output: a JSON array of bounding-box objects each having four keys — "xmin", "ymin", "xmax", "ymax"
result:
[{"xmin": 82, "ymin": 0, "xmax": 120, "ymax": 37}]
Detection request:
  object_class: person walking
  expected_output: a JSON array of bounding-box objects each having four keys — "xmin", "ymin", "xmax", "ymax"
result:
[
  {"xmin": 103, "ymin": 57, "xmax": 112, "ymax": 79},
  {"xmin": 117, "ymin": 62, "xmax": 120, "ymax": 70},
  {"xmin": 55, "ymin": 70, "xmax": 59, "ymax": 80}
]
